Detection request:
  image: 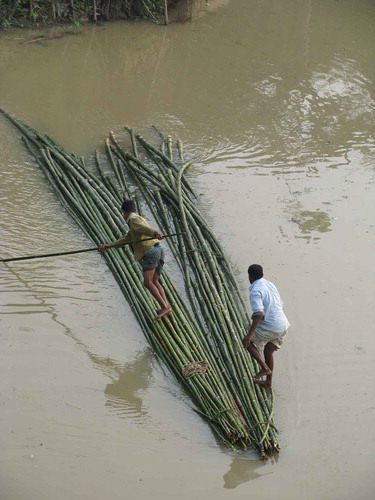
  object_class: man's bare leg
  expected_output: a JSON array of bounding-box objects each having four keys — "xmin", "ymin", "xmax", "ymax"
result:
[
  {"xmin": 262, "ymin": 342, "xmax": 278, "ymax": 388},
  {"xmin": 246, "ymin": 342, "xmax": 272, "ymax": 380},
  {"xmin": 152, "ymin": 272, "xmax": 170, "ymax": 313},
  {"xmin": 143, "ymin": 270, "xmax": 170, "ymax": 318},
  {"xmin": 253, "ymin": 343, "xmax": 278, "ymax": 388}
]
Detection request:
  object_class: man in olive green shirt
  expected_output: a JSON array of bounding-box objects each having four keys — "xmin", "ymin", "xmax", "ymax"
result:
[{"xmin": 99, "ymin": 199, "xmax": 171, "ymax": 320}]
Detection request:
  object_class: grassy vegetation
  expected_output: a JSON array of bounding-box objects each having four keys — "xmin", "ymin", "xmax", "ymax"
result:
[{"xmin": 0, "ymin": 0, "xmax": 192, "ymax": 29}]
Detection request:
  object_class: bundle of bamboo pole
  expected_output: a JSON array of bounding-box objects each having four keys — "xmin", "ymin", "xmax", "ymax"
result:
[{"xmin": 1, "ymin": 108, "xmax": 279, "ymax": 458}]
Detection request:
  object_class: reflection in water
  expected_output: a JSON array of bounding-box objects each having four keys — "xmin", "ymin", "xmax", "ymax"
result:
[
  {"xmin": 272, "ymin": 55, "xmax": 375, "ymax": 171},
  {"xmin": 310, "ymin": 56, "xmax": 375, "ymax": 121},
  {"xmin": 292, "ymin": 210, "xmax": 331, "ymax": 235},
  {"xmin": 223, "ymin": 457, "xmax": 272, "ymax": 489},
  {"xmin": 280, "ymin": 170, "xmax": 332, "ymax": 243},
  {"xmin": 1, "ymin": 263, "xmax": 155, "ymax": 423}
]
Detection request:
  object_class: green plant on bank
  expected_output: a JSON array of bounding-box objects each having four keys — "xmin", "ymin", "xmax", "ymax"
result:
[
  {"xmin": 68, "ymin": 18, "xmax": 82, "ymax": 32},
  {"xmin": 30, "ymin": 3, "xmax": 50, "ymax": 24},
  {"xmin": 0, "ymin": 0, "xmax": 24, "ymax": 27},
  {"xmin": 143, "ymin": 0, "xmax": 164, "ymax": 15},
  {"xmin": 0, "ymin": 0, "xmax": 184, "ymax": 28},
  {"xmin": 1, "ymin": 17, "xmax": 11, "ymax": 28},
  {"xmin": 84, "ymin": 5, "xmax": 93, "ymax": 16},
  {"xmin": 70, "ymin": 0, "xmax": 92, "ymax": 19}
]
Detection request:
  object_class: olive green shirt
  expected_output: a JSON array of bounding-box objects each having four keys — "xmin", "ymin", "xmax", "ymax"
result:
[{"xmin": 110, "ymin": 212, "xmax": 159, "ymax": 261}]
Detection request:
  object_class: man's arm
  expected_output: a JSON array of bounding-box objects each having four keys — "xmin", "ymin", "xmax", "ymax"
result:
[
  {"xmin": 99, "ymin": 232, "xmax": 132, "ymax": 253},
  {"xmin": 242, "ymin": 312, "xmax": 265, "ymax": 348}
]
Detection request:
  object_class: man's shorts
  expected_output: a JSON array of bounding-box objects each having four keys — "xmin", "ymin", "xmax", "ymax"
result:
[
  {"xmin": 140, "ymin": 245, "xmax": 165, "ymax": 275},
  {"xmin": 251, "ymin": 327, "xmax": 288, "ymax": 351}
]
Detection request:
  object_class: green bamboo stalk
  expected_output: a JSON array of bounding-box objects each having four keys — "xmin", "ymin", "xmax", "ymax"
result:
[
  {"xmin": 167, "ymin": 135, "xmax": 173, "ymax": 160},
  {"xmin": 177, "ymin": 139, "xmax": 184, "ymax": 161},
  {"xmin": 124, "ymin": 126, "xmax": 139, "ymax": 159},
  {"xmin": 119, "ymin": 146, "xmax": 280, "ymax": 448},
  {"xmin": 3, "ymin": 113, "xmax": 280, "ymax": 453}
]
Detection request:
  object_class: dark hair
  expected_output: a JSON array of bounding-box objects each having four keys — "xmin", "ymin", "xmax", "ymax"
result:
[
  {"xmin": 248, "ymin": 264, "xmax": 263, "ymax": 280},
  {"xmin": 121, "ymin": 199, "xmax": 136, "ymax": 213}
]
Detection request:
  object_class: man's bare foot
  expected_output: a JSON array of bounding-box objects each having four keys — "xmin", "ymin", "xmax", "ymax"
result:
[
  {"xmin": 253, "ymin": 378, "xmax": 272, "ymax": 388},
  {"xmin": 155, "ymin": 308, "xmax": 172, "ymax": 316},
  {"xmin": 255, "ymin": 368, "xmax": 272, "ymax": 378},
  {"xmin": 154, "ymin": 307, "xmax": 172, "ymax": 320}
]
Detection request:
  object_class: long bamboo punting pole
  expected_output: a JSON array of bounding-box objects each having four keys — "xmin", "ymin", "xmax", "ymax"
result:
[{"xmin": 0, "ymin": 233, "xmax": 183, "ymax": 263}]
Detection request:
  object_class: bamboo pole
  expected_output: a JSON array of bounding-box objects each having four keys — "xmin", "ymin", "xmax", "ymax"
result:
[{"xmin": 0, "ymin": 109, "xmax": 280, "ymax": 454}]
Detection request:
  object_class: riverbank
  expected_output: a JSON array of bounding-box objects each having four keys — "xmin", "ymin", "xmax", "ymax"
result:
[{"xmin": 0, "ymin": 0, "xmax": 196, "ymax": 29}]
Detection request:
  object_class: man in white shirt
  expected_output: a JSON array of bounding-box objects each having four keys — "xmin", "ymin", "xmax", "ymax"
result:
[{"xmin": 242, "ymin": 264, "xmax": 289, "ymax": 388}]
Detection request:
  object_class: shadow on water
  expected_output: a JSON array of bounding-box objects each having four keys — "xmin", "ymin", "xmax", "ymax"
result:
[
  {"xmin": 102, "ymin": 350, "xmax": 154, "ymax": 419},
  {"xmin": 2, "ymin": 262, "xmax": 156, "ymax": 422},
  {"xmin": 222, "ymin": 457, "xmax": 274, "ymax": 489}
]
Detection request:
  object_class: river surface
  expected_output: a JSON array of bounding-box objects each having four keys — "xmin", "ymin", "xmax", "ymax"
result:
[{"xmin": 1, "ymin": 1, "xmax": 375, "ymax": 498}]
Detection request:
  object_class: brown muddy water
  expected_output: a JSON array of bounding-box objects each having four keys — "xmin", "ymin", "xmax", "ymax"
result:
[{"xmin": 1, "ymin": 1, "xmax": 375, "ymax": 498}]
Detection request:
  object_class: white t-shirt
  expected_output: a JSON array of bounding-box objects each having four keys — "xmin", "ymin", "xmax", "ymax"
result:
[{"xmin": 249, "ymin": 278, "xmax": 290, "ymax": 333}]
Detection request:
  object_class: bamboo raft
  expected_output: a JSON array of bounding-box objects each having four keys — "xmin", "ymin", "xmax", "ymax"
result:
[{"xmin": 1, "ymin": 109, "xmax": 279, "ymax": 458}]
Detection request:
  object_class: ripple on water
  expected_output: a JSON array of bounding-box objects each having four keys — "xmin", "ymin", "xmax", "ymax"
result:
[
  {"xmin": 310, "ymin": 56, "xmax": 375, "ymax": 120},
  {"xmin": 201, "ymin": 139, "xmax": 278, "ymax": 171}
]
